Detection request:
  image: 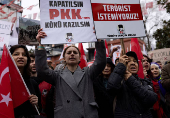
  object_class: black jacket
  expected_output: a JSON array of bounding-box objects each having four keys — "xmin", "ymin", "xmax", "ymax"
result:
[
  {"xmin": 107, "ymin": 63, "xmax": 158, "ymax": 118},
  {"xmin": 93, "ymin": 75, "xmax": 114, "ymax": 118},
  {"xmin": 14, "ymin": 78, "xmax": 41, "ymax": 118}
]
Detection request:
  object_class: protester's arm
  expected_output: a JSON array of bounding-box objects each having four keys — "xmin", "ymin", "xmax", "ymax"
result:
[
  {"xmin": 35, "ymin": 28, "xmax": 57, "ymax": 85},
  {"xmin": 107, "ymin": 63, "xmax": 126, "ymax": 92},
  {"xmin": 89, "ymin": 40, "xmax": 106, "ymax": 79},
  {"xmin": 125, "ymin": 75, "xmax": 157, "ymax": 108},
  {"xmin": 109, "ymin": 47, "xmax": 118, "ymax": 58},
  {"xmin": 161, "ymin": 65, "xmax": 170, "ymax": 91}
]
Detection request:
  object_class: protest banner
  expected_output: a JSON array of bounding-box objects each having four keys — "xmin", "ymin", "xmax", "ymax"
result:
[
  {"xmin": 40, "ymin": 0, "xmax": 96, "ymax": 44},
  {"xmin": 148, "ymin": 48, "xmax": 170, "ymax": 65},
  {"xmin": 0, "ymin": 20, "xmax": 12, "ymax": 47},
  {"xmin": 91, "ymin": 0, "xmax": 146, "ymax": 39},
  {"xmin": 18, "ymin": 17, "xmax": 40, "ymax": 45}
]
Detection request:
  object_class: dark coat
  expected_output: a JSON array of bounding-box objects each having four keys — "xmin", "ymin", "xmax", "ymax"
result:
[
  {"xmin": 93, "ymin": 75, "xmax": 114, "ymax": 118},
  {"xmin": 35, "ymin": 41, "xmax": 106, "ymax": 118},
  {"xmin": 14, "ymin": 78, "xmax": 41, "ymax": 118},
  {"xmin": 107, "ymin": 63, "xmax": 158, "ymax": 118},
  {"xmin": 161, "ymin": 62, "xmax": 170, "ymax": 107}
]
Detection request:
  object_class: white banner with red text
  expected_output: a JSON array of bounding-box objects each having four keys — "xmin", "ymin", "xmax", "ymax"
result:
[
  {"xmin": 91, "ymin": 0, "xmax": 146, "ymax": 39},
  {"xmin": 40, "ymin": 0, "xmax": 96, "ymax": 44},
  {"xmin": 0, "ymin": 20, "xmax": 12, "ymax": 47}
]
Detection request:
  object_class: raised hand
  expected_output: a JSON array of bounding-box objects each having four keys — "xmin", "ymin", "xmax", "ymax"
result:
[{"xmin": 36, "ymin": 28, "xmax": 47, "ymax": 44}]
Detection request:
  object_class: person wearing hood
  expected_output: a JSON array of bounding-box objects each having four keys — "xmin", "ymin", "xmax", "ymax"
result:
[
  {"xmin": 93, "ymin": 57, "xmax": 115, "ymax": 118},
  {"xmin": 107, "ymin": 51, "xmax": 157, "ymax": 118}
]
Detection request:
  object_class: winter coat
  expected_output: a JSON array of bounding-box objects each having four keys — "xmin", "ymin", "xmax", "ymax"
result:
[
  {"xmin": 35, "ymin": 41, "xmax": 106, "ymax": 118},
  {"xmin": 93, "ymin": 75, "xmax": 114, "ymax": 118},
  {"xmin": 161, "ymin": 62, "xmax": 170, "ymax": 107},
  {"xmin": 107, "ymin": 63, "xmax": 158, "ymax": 118},
  {"xmin": 14, "ymin": 78, "xmax": 41, "ymax": 118}
]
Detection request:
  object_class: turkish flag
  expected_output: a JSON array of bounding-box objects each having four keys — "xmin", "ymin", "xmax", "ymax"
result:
[
  {"xmin": 104, "ymin": 40, "xmax": 109, "ymax": 57},
  {"xmin": 27, "ymin": 5, "xmax": 34, "ymax": 10},
  {"xmin": 0, "ymin": 45, "xmax": 14, "ymax": 118},
  {"xmin": 78, "ymin": 43, "xmax": 88, "ymax": 69},
  {"xmin": 6, "ymin": 45, "xmax": 30, "ymax": 108},
  {"xmin": 131, "ymin": 38, "xmax": 144, "ymax": 79}
]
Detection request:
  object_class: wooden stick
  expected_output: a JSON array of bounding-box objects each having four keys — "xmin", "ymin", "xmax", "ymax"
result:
[{"xmin": 120, "ymin": 39, "xmax": 125, "ymax": 55}]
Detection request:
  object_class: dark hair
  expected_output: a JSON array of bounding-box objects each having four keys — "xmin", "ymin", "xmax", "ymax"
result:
[
  {"xmin": 30, "ymin": 53, "xmax": 35, "ymax": 59},
  {"xmin": 63, "ymin": 45, "xmax": 81, "ymax": 58},
  {"xmin": 156, "ymin": 61, "xmax": 161, "ymax": 64},
  {"xmin": 142, "ymin": 54, "xmax": 153, "ymax": 79},
  {"xmin": 9, "ymin": 45, "xmax": 31, "ymax": 78},
  {"xmin": 115, "ymin": 58, "xmax": 119, "ymax": 64},
  {"xmin": 143, "ymin": 55, "xmax": 152, "ymax": 64}
]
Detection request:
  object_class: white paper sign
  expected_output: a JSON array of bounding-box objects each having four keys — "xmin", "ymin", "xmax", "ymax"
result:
[
  {"xmin": 40, "ymin": 0, "xmax": 96, "ymax": 44},
  {"xmin": 0, "ymin": 20, "xmax": 12, "ymax": 47},
  {"xmin": 91, "ymin": 0, "xmax": 146, "ymax": 39},
  {"xmin": 111, "ymin": 44, "xmax": 121, "ymax": 64}
]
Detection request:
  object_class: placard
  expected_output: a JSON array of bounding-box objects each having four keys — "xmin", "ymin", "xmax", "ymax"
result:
[
  {"xmin": 0, "ymin": 20, "xmax": 12, "ymax": 47},
  {"xmin": 40, "ymin": 0, "xmax": 96, "ymax": 44},
  {"xmin": 91, "ymin": 0, "xmax": 146, "ymax": 39}
]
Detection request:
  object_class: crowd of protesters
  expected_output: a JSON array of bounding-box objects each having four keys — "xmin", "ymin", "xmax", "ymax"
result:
[{"xmin": 7, "ymin": 28, "xmax": 170, "ymax": 118}]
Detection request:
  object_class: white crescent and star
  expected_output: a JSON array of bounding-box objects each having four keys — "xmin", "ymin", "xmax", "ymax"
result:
[
  {"xmin": 0, "ymin": 67, "xmax": 9, "ymax": 84},
  {"xmin": 0, "ymin": 67, "xmax": 12, "ymax": 107},
  {"xmin": 0, "ymin": 92, "xmax": 12, "ymax": 107}
]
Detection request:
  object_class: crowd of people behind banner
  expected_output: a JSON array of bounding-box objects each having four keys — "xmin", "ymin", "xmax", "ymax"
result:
[{"xmin": 5, "ymin": 28, "xmax": 170, "ymax": 118}]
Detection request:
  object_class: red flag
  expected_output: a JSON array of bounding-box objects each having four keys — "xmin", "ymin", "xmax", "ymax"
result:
[
  {"xmin": 146, "ymin": 2, "xmax": 153, "ymax": 9},
  {"xmin": 78, "ymin": 43, "xmax": 88, "ymax": 69},
  {"xmin": 105, "ymin": 40, "xmax": 109, "ymax": 57},
  {"xmin": 27, "ymin": 5, "xmax": 34, "ymax": 10},
  {"xmin": 22, "ymin": 15, "xmax": 27, "ymax": 18},
  {"xmin": 33, "ymin": 13, "xmax": 37, "ymax": 19},
  {"xmin": 11, "ymin": 17, "xmax": 17, "ymax": 23},
  {"xmin": 5, "ymin": 45, "xmax": 30, "ymax": 108},
  {"xmin": 0, "ymin": 45, "xmax": 14, "ymax": 118},
  {"xmin": 131, "ymin": 38, "xmax": 144, "ymax": 79},
  {"xmin": 87, "ymin": 61, "xmax": 94, "ymax": 67}
]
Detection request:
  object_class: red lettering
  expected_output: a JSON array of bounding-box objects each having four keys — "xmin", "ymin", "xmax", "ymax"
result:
[
  {"xmin": 49, "ymin": 9, "xmax": 59, "ymax": 19},
  {"xmin": 61, "ymin": 9, "xmax": 71, "ymax": 19},
  {"xmin": 71, "ymin": 9, "xmax": 82, "ymax": 19}
]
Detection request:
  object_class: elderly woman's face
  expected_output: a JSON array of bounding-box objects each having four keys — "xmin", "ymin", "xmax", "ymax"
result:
[
  {"xmin": 150, "ymin": 65, "xmax": 160, "ymax": 78},
  {"xmin": 102, "ymin": 63, "xmax": 112, "ymax": 76},
  {"xmin": 12, "ymin": 48, "xmax": 27, "ymax": 68}
]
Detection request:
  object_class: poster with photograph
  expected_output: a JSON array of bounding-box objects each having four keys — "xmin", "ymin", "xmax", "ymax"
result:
[{"xmin": 18, "ymin": 17, "xmax": 40, "ymax": 45}]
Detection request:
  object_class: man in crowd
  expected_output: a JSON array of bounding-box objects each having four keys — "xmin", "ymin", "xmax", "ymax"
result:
[
  {"xmin": 30, "ymin": 53, "xmax": 37, "ymax": 77},
  {"xmin": 29, "ymin": 53, "xmax": 54, "ymax": 118},
  {"xmin": 156, "ymin": 61, "xmax": 163, "ymax": 69}
]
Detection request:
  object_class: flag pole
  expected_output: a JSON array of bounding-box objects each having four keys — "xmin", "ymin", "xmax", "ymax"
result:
[
  {"xmin": 120, "ymin": 38, "xmax": 125, "ymax": 55},
  {"xmin": 5, "ymin": 44, "xmax": 40, "ymax": 115}
]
